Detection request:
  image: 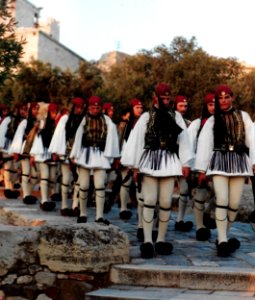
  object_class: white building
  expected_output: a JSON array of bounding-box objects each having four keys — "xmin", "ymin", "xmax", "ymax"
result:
[{"xmin": 11, "ymin": 0, "xmax": 85, "ymax": 72}]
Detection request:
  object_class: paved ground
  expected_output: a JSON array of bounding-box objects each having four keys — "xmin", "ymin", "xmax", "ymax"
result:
[{"xmin": 1, "ymin": 186, "xmax": 255, "ymax": 299}]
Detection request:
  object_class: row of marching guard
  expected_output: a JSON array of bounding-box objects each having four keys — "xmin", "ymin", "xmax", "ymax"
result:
[{"xmin": 0, "ymin": 82, "xmax": 255, "ymax": 258}]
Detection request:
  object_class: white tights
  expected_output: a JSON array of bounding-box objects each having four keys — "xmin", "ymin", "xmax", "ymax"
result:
[
  {"xmin": 213, "ymin": 175, "xmax": 245, "ymax": 243},
  {"xmin": 142, "ymin": 175, "xmax": 175, "ymax": 243},
  {"xmin": 78, "ymin": 168, "xmax": 106, "ymax": 220}
]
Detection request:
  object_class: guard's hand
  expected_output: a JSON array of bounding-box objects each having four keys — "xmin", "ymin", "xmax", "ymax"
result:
[
  {"xmin": 253, "ymin": 164, "xmax": 255, "ymax": 174},
  {"xmin": 133, "ymin": 168, "xmax": 139, "ymax": 183},
  {"xmin": 182, "ymin": 166, "xmax": 190, "ymax": 179},
  {"xmin": 30, "ymin": 155, "xmax": 35, "ymax": 166},
  {"xmin": 13, "ymin": 153, "xmax": 20, "ymax": 161},
  {"xmin": 52, "ymin": 153, "xmax": 59, "ymax": 161},
  {"xmin": 198, "ymin": 172, "xmax": 207, "ymax": 187},
  {"xmin": 112, "ymin": 158, "xmax": 121, "ymax": 170}
]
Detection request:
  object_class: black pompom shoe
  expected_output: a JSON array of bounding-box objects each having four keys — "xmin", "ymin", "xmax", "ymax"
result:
[
  {"xmin": 203, "ymin": 213, "xmax": 216, "ymax": 229},
  {"xmin": 175, "ymin": 220, "xmax": 193, "ymax": 232},
  {"xmin": 95, "ymin": 218, "xmax": 110, "ymax": 225},
  {"xmin": 216, "ymin": 241, "xmax": 231, "ymax": 257},
  {"xmin": 4, "ymin": 189, "xmax": 20, "ymax": 199},
  {"xmin": 196, "ymin": 227, "xmax": 211, "ymax": 241},
  {"xmin": 23, "ymin": 195, "xmax": 37, "ymax": 205},
  {"xmin": 77, "ymin": 216, "xmax": 87, "ymax": 223},
  {"xmin": 155, "ymin": 241, "xmax": 173, "ymax": 255},
  {"xmin": 40, "ymin": 201, "xmax": 56, "ymax": 212},
  {"xmin": 119, "ymin": 210, "xmax": 133, "ymax": 220},
  {"xmin": 140, "ymin": 242, "xmax": 154, "ymax": 259},
  {"xmin": 228, "ymin": 238, "xmax": 240, "ymax": 253}
]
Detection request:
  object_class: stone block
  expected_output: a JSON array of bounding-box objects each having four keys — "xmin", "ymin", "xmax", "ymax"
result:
[{"xmin": 38, "ymin": 224, "xmax": 129, "ymax": 273}]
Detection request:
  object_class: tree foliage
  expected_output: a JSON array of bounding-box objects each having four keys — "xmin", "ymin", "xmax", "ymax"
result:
[
  {"xmin": 1, "ymin": 32, "xmax": 254, "ymax": 120},
  {"xmin": 0, "ymin": 0, "xmax": 24, "ymax": 88}
]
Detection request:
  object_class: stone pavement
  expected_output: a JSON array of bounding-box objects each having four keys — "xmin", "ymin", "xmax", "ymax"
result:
[{"xmin": 1, "ymin": 187, "xmax": 255, "ymax": 299}]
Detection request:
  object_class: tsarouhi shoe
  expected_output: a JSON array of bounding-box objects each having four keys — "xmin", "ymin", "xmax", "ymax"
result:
[
  {"xmin": 119, "ymin": 210, "xmax": 132, "ymax": 220},
  {"xmin": 77, "ymin": 216, "xmax": 87, "ymax": 223},
  {"xmin": 203, "ymin": 213, "xmax": 216, "ymax": 229},
  {"xmin": 23, "ymin": 195, "xmax": 37, "ymax": 205},
  {"xmin": 50, "ymin": 193, "xmax": 62, "ymax": 202},
  {"xmin": 155, "ymin": 242, "xmax": 173, "ymax": 255},
  {"xmin": 216, "ymin": 241, "xmax": 231, "ymax": 257},
  {"xmin": 196, "ymin": 227, "xmax": 211, "ymax": 241},
  {"xmin": 4, "ymin": 189, "xmax": 20, "ymax": 199},
  {"xmin": 95, "ymin": 218, "xmax": 110, "ymax": 225},
  {"xmin": 40, "ymin": 201, "xmax": 56, "ymax": 212},
  {"xmin": 72, "ymin": 207, "xmax": 80, "ymax": 217},
  {"xmin": 60, "ymin": 208, "xmax": 73, "ymax": 217},
  {"xmin": 175, "ymin": 220, "xmax": 193, "ymax": 232},
  {"xmin": 228, "ymin": 238, "xmax": 240, "ymax": 253},
  {"xmin": 140, "ymin": 242, "xmax": 154, "ymax": 259},
  {"xmin": 137, "ymin": 228, "xmax": 144, "ymax": 242}
]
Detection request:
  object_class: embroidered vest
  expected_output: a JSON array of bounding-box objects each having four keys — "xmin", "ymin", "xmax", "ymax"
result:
[
  {"xmin": 214, "ymin": 109, "xmax": 248, "ymax": 154},
  {"xmin": 82, "ymin": 114, "xmax": 107, "ymax": 151},
  {"xmin": 144, "ymin": 109, "xmax": 182, "ymax": 153}
]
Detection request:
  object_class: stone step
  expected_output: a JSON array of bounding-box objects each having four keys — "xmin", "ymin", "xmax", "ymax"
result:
[
  {"xmin": 85, "ymin": 284, "xmax": 255, "ymax": 300},
  {"xmin": 109, "ymin": 264, "xmax": 255, "ymax": 292}
]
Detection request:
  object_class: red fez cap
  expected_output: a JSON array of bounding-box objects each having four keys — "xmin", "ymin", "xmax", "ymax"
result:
[
  {"xmin": 214, "ymin": 85, "xmax": 233, "ymax": 97},
  {"xmin": 72, "ymin": 97, "xmax": 85, "ymax": 106},
  {"xmin": 48, "ymin": 103, "xmax": 59, "ymax": 112},
  {"xmin": 61, "ymin": 108, "xmax": 69, "ymax": 115},
  {"xmin": 204, "ymin": 93, "xmax": 215, "ymax": 104},
  {"xmin": 0, "ymin": 103, "xmax": 8, "ymax": 110},
  {"xmin": 102, "ymin": 102, "xmax": 113, "ymax": 111},
  {"xmin": 155, "ymin": 83, "xmax": 171, "ymax": 96},
  {"xmin": 174, "ymin": 95, "xmax": 188, "ymax": 104},
  {"xmin": 88, "ymin": 96, "xmax": 102, "ymax": 106},
  {"xmin": 30, "ymin": 102, "xmax": 39, "ymax": 109},
  {"xmin": 130, "ymin": 98, "xmax": 142, "ymax": 107}
]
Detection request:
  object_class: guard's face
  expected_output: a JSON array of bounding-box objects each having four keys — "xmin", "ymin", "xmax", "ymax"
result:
[
  {"xmin": 218, "ymin": 94, "xmax": 233, "ymax": 111},
  {"xmin": 107, "ymin": 107, "xmax": 114, "ymax": 119},
  {"xmin": 176, "ymin": 102, "xmax": 188, "ymax": 116},
  {"xmin": 207, "ymin": 102, "xmax": 215, "ymax": 115},
  {"xmin": 74, "ymin": 104, "xmax": 84, "ymax": 115},
  {"xmin": 88, "ymin": 105, "xmax": 101, "ymax": 116},
  {"xmin": 133, "ymin": 105, "xmax": 143, "ymax": 118},
  {"xmin": 20, "ymin": 105, "xmax": 28, "ymax": 118},
  {"xmin": 50, "ymin": 109, "xmax": 58, "ymax": 119},
  {"xmin": 31, "ymin": 104, "xmax": 40, "ymax": 117},
  {"xmin": 160, "ymin": 96, "xmax": 171, "ymax": 108}
]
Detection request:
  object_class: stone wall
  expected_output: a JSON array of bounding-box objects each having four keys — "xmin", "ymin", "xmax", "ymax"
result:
[
  {"xmin": 37, "ymin": 32, "xmax": 83, "ymax": 72},
  {"xmin": 14, "ymin": 0, "xmax": 38, "ymax": 28},
  {"xmin": 0, "ymin": 223, "xmax": 129, "ymax": 300}
]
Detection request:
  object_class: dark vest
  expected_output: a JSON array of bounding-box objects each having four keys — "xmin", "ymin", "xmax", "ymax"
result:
[
  {"xmin": 144, "ymin": 108, "xmax": 182, "ymax": 153},
  {"xmin": 82, "ymin": 113, "xmax": 107, "ymax": 151}
]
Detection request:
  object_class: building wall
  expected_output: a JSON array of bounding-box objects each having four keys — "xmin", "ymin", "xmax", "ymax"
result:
[
  {"xmin": 16, "ymin": 28, "xmax": 39, "ymax": 61},
  {"xmin": 37, "ymin": 31, "xmax": 82, "ymax": 71},
  {"xmin": 13, "ymin": 0, "xmax": 85, "ymax": 72},
  {"xmin": 39, "ymin": 18, "xmax": 60, "ymax": 41},
  {"xmin": 14, "ymin": 0, "xmax": 38, "ymax": 28}
]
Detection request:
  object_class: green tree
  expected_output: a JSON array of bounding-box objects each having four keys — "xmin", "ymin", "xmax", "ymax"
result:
[
  {"xmin": 0, "ymin": 60, "xmax": 79, "ymax": 107},
  {"xmin": 75, "ymin": 60, "xmax": 104, "ymax": 98},
  {"xmin": 0, "ymin": 0, "xmax": 24, "ymax": 88}
]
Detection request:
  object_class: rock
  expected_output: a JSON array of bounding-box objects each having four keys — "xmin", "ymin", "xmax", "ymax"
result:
[
  {"xmin": 35, "ymin": 272, "xmax": 56, "ymax": 287},
  {"xmin": 38, "ymin": 223, "xmax": 129, "ymax": 273},
  {"xmin": 35, "ymin": 294, "xmax": 52, "ymax": 300},
  {"xmin": 238, "ymin": 183, "xmax": 255, "ymax": 221},
  {"xmin": 16, "ymin": 275, "xmax": 33, "ymax": 285},
  {"xmin": 28, "ymin": 264, "xmax": 42, "ymax": 275},
  {"xmin": 0, "ymin": 225, "xmax": 39, "ymax": 276},
  {"xmin": 1, "ymin": 274, "xmax": 17, "ymax": 285}
]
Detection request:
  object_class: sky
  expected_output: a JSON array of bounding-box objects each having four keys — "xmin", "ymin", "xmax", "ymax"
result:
[{"xmin": 29, "ymin": 0, "xmax": 255, "ymax": 65}]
